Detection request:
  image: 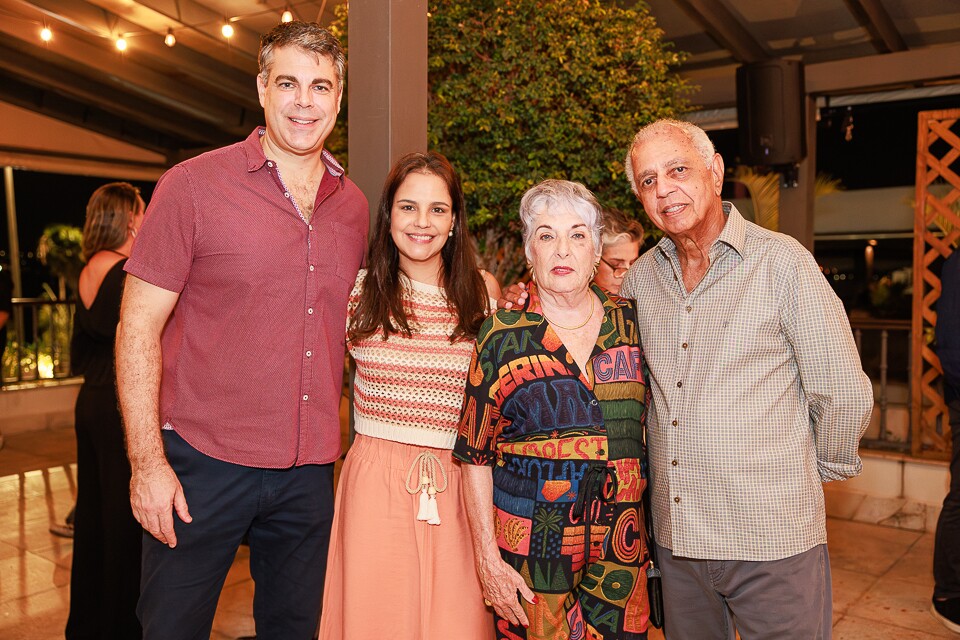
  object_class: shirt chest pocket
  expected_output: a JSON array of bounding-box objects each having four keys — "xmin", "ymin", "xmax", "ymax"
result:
[
  {"xmin": 330, "ymin": 221, "xmax": 366, "ymax": 284},
  {"xmin": 713, "ymin": 299, "xmax": 785, "ymax": 364}
]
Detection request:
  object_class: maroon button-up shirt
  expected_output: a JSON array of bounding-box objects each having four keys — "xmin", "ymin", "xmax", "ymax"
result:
[{"xmin": 126, "ymin": 128, "xmax": 368, "ymax": 467}]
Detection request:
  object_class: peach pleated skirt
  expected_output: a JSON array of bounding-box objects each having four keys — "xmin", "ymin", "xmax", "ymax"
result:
[{"xmin": 319, "ymin": 433, "xmax": 494, "ymax": 640}]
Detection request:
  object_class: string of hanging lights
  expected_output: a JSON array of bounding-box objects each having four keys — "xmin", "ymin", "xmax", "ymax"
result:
[{"xmin": 13, "ymin": 1, "xmax": 323, "ymax": 53}]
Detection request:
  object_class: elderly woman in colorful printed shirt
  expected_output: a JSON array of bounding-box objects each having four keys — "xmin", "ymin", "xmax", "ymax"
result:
[{"xmin": 453, "ymin": 179, "xmax": 652, "ymax": 640}]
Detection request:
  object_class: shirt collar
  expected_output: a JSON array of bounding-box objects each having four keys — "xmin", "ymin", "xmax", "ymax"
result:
[
  {"xmin": 243, "ymin": 127, "xmax": 345, "ymax": 184},
  {"xmin": 655, "ymin": 201, "xmax": 747, "ymax": 261}
]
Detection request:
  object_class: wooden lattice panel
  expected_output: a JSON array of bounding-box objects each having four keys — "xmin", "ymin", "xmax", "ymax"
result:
[{"xmin": 911, "ymin": 109, "xmax": 960, "ymax": 459}]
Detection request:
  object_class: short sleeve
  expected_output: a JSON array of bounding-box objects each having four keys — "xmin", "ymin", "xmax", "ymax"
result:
[
  {"xmin": 345, "ymin": 269, "xmax": 366, "ymax": 329},
  {"xmin": 453, "ymin": 317, "xmax": 503, "ymax": 466},
  {"xmin": 125, "ymin": 164, "xmax": 198, "ymax": 293}
]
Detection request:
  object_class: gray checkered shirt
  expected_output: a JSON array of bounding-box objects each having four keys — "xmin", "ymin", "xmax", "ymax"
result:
[{"xmin": 621, "ymin": 203, "xmax": 873, "ymax": 561}]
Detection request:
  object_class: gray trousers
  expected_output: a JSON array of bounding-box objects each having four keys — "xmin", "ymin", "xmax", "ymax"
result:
[{"xmin": 656, "ymin": 543, "xmax": 832, "ymax": 640}]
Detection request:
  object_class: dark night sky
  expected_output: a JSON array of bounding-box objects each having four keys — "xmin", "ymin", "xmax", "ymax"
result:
[
  {"xmin": 711, "ymin": 92, "xmax": 960, "ymax": 189},
  {"xmin": 1, "ymin": 92, "xmax": 958, "ymax": 296}
]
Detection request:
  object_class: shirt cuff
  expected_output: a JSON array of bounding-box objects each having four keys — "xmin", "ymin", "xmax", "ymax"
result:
[{"xmin": 818, "ymin": 457, "xmax": 863, "ymax": 482}]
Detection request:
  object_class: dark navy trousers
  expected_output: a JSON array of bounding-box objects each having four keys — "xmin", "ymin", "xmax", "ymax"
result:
[
  {"xmin": 138, "ymin": 430, "xmax": 334, "ymax": 640},
  {"xmin": 934, "ymin": 388, "xmax": 960, "ymax": 599}
]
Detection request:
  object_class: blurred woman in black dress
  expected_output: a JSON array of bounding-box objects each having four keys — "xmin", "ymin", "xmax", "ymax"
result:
[{"xmin": 66, "ymin": 182, "xmax": 145, "ymax": 639}]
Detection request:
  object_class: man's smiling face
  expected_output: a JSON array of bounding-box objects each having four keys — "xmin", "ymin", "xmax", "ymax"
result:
[{"xmin": 257, "ymin": 45, "xmax": 342, "ymax": 159}]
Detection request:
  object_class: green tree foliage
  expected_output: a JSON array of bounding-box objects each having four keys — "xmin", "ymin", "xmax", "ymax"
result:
[
  {"xmin": 37, "ymin": 224, "xmax": 83, "ymax": 298},
  {"xmin": 331, "ymin": 0, "xmax": 689, "ymax": 279}
]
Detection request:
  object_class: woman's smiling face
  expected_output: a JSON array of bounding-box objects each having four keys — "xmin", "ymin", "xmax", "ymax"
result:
[{"xmin": 390, "ymin": 171, "xmax": 454, "ymax": 276}]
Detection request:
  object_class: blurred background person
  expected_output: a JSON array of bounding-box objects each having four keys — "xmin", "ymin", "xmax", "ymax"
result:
[
  {"xmin": 320, "ymin": 152, "xmax": 499, "ymax": 639},
  {"xmin": 67, "ymin": 182, "xmax": 145, "ymax": 639},
  {"xmin": 933, "ymin": 250, "xmax": 960, "ymax": 634},
  {"xmin": 455, "ymin": 180, "xmax": 651, "ymax": 639},
  {"xmin": 595, "ymin": 207, "xmax": 644, "ymax": 295}
]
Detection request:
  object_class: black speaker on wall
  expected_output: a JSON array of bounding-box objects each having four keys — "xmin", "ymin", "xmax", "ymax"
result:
[{"xmin": 736, "ymin": 59, "xmax": 806, "ymax": 166}]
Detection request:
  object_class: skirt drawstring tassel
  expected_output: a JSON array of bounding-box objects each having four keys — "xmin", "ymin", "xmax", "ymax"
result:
[{"xmin": 405, "ymin": 452, "xmax": 448, "ymax": 526}]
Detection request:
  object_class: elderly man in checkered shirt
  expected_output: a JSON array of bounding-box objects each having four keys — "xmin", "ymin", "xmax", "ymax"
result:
[{"xmin": 619, "ymin": 119, "xmax": 873, "ymax": 639}]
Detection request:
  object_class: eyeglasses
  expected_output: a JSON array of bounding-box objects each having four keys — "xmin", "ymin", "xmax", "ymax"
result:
[{"xmin": 599, "ymin": 256, "xmax": 636, "ymax": 279}]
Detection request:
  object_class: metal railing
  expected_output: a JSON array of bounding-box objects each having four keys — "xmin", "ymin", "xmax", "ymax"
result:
[
  {"xmin": 851, "ymin": 317, "xmax": 912, "ymax": 452},
  {"xmin": 2, "ymin": 298, "xmax": 76, "ymax": 385},
  {"xmin": 0, "ymin": 300, "xmax": 920, "ymax": 454}
]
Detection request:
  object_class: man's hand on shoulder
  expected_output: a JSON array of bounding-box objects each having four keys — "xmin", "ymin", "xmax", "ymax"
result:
[{"xmin": 498, "ymin": 281, "xmax": 528, "ymax": 310}]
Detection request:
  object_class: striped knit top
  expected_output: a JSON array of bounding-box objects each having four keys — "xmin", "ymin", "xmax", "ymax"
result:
[{"xmin": 347, "ymin": 269, "xmax": 491, "ymax": 449}]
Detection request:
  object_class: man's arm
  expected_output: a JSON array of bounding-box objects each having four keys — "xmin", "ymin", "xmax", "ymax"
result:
[
  {"xmin": 782, "ymin": 250, "xmax": 874, "ymax": 482},
  {"xmin": 116, "ymin": 275, "xmax": 191, "ymax": 547}
]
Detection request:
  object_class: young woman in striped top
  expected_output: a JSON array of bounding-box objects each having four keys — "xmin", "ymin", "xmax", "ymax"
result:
[{"xmin": 320, "ymin": 152, "xmax": 500, "ymax": 639}]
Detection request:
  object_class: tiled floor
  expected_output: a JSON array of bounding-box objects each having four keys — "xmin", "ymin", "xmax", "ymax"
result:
[{"xmin": 0, "ymin": 425, "xmax": 956, "ymax": 639}]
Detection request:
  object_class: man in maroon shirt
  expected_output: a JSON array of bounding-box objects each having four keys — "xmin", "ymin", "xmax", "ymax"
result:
[{"xmin": 116, "ymin": 21, "xmax": 368, "ymax": 639}]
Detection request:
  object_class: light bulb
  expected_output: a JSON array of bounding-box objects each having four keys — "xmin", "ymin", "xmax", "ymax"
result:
[
  {"xmin": 115, "ymin": 37, "xmax": 127, "ymax": 51},
  {"xmin": 40, "ymin": 27, "xmax": 52, "ymax": 42},
  {"xmin": 281, "ymin": 10, "xmax": 294, "ymax": 22},
  {"xmin": 221, "ymin": 23, "xmax": 234, "ymax": 38},
  {"xmin": 164, "ymin": 29, "xmax": 176, "ymax": 47}
]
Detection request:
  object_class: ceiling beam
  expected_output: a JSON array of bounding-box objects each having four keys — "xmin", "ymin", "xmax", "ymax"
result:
[
  {"xmin": 686, "ymin": 43, "xmax": 960, "ymax": 107},
  {"xmin": 0, "ymin": 41, "xmax": 241, "ymax": 147},
  {"xmin": 843, "ymin": 0, "xmax": 908, "ymax": 54},
  {"xmin": 12, "ymin": 0, "xmax": 261, "ymax": 69},
  {"xmin": 19, "ymin": 0, "xmax": 263, "ymax": 105},
  {"xmin": 0, "ymin": 16, "xmax": 260, "ymax": 134},
  {"xmin": 806, "ymin": 43, "xmax": 960, "ymax": 94},
  {"xmin": 0, "ymin": 73, "xmax": 188, "ymax": 157},
  {"xmin": 672, "ymin": 0, "xmax": 768, "ymax": 64}
]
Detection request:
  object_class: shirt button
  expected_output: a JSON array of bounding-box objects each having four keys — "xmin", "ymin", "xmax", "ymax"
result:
[
  {"xmin": 306, "ymin": 350, "xmax": 312, "ymax": 357},
  {"xmin": 590, "ymin": 399, "xmax": 598, "ymax": 406},
  {"xmin": 309, "ymin": 225, "xmax": 313, "ymax": 231},
  {"xmin": 672, "ymin": 420, "xmax": 678, "ymax": 426},
  {"xmin": 677, "ymin": 381, "xmax": 682, "ymax": 388},
  {"xmin": 267, "ymin": 161, "xmax": 273, "ymax": 167},
  {"xmin": 284, "ymin": 192, "xmax": 290, "ymax": 198},
  {"xmin": 672, "ymin": 459, "xmax": 678, "ymax": 466},
  {"xmin": 308, "ymin": 308, "xmax": 314, "ymax": 314},
  {"xmin": 309, "ymin": 265, "xmax": 315, "ymax": 272},
  {"xmin": 674, "ymin": 497, "xmax": 681, "ymax": 503},
  {"xmin": 302, "ymin": 394, "xmax": 309, "ymax": 401},
  {"xmin": 686, "ymin": 305, "xmax": 692, "ymax": 313},
  {"xmin": 682, "ymin": 342, "xmax": 688, "ymax": 349}
]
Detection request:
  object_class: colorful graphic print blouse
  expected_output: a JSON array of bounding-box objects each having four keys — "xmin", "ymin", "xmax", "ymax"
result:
[{"xmin": 454, "ymin": 284, "xmax": 652, "ymax": 635}]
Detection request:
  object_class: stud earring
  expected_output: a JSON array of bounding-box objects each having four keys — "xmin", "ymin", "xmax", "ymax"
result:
[{"xmin": 448, "ymin": 229, "xmax": 454, "ymax": 237}]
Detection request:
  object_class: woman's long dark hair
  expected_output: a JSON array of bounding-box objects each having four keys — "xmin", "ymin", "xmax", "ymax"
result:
[{"xmin": 348, "ymin": 152, "xmax": 488, "ymax": 343}]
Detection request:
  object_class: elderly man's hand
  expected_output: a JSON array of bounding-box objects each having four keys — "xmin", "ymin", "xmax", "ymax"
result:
[
  {"xmin": 497, "ymin": 281, "xmax": 528, "ymax": 310},
  {"xmin": 478, "ymin": 554, "xmax": 537, "ymax": 628}
]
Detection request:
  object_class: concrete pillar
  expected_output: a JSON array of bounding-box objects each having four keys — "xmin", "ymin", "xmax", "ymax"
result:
[
  {"xmin": 779, "ymin": 95, "xmax": 817, "ymax": 251},
  {"xmin": 3, "ymin": 166, "xmax": 22, "ymax": 297},
  {"xmin": 347, "ymin": 0, "xmax": 429, "ymax": 224}
]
